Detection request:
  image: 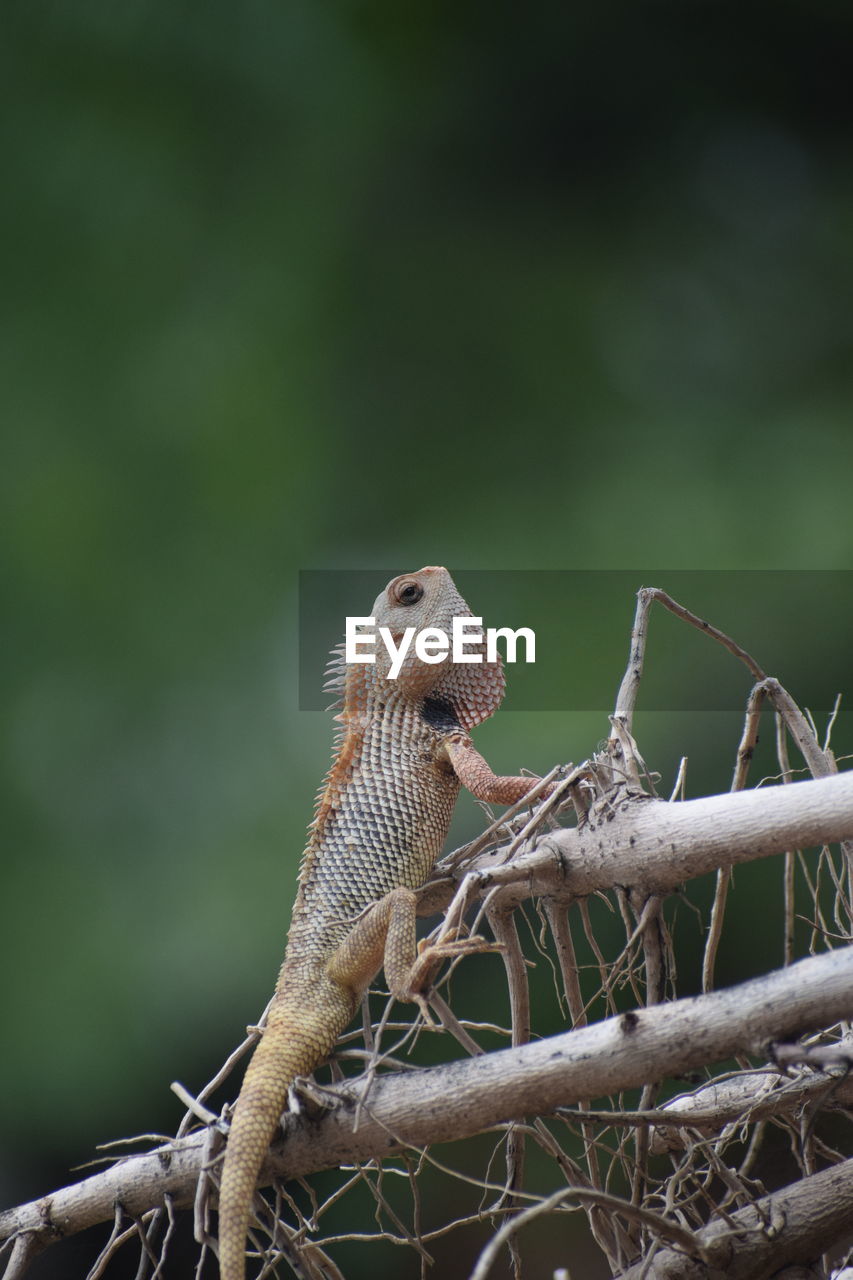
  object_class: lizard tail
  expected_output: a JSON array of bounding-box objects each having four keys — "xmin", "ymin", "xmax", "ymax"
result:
[{"xmin": 218, "ymin": 981, "xmax": 354, "ymax": 1280}]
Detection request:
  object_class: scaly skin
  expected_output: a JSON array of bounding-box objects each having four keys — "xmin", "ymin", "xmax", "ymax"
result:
[{"xmin": 218, "ymin": 566, "xmax": 547, "ymax": 1279}]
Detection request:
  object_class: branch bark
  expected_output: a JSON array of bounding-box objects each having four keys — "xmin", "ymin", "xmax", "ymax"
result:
[
  {"xmin": 420, "ymin": 770, "xmax": 853, "ymax": 915},
  {"xmin": 619, "ymin": 1157, "xmax": 853, "ymax": 1279},
  {"xmin": 649, "ymin": 1068, "xmax": 853, "ymax": 1154},
  {"xmin": 3, "ymin": 946, "xmax": 853, "ymax": 1257}
]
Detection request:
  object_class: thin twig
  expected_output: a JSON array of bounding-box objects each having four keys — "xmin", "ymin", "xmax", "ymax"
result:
[
  {"xmin": 703, "ymin": 681, "xmax": 767, "ymax": 992},
  {"xmin": 776, "ymin": 710, "xmax": 798, "ymax": 967}
]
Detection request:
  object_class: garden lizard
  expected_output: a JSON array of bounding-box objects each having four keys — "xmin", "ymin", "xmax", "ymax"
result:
[{"xmin": 218, "ymin": 566, "xmax": 548, "ymax": 1280}]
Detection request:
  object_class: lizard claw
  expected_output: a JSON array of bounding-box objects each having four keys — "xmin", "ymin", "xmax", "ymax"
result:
[{"xmin": 406, "ymin": 933, "xmax": 505, "ymax": 997}]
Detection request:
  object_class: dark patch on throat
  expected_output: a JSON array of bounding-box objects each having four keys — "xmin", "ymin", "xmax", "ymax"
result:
[{"xmin": 420, "ymin": 695, "xmax": 461, "ymax": 735}]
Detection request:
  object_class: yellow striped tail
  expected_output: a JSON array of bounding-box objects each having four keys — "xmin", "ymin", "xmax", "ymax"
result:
[{"xmin": 218, "ymin": 979, "xmax": 354, "ymax": 1280}]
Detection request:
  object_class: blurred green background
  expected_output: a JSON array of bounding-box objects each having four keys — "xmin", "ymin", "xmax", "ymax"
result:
[{"xmin": 2, "ymin": 1, "xmax": 852, "ymax": 1276}]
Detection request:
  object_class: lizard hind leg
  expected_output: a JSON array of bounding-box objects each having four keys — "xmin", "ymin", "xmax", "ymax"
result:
[{"xmin": 326, "ymin": 886, "xmax": 502, "ymax": 1020}]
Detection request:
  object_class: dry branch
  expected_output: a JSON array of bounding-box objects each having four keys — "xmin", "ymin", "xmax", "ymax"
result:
[
  {"xmin": 3, "ymin": 946, "xmax": 853, "ymax": 1258},
  {"xmin": 649, "ymin": 1068, "xmax": 853, "ymax": 1154},
  {"xmin": 619, "ymin": 1157, "xmax": 853, "ymax": 1279},
  {"xmin": 421, "ymin": 770, "xmax": 853, "ymax": 915}
]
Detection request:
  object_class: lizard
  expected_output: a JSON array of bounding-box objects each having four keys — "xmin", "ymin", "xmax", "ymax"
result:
[{"xmin": 217, "ymin": 565, "xmax": 550, "ymax": 1280}]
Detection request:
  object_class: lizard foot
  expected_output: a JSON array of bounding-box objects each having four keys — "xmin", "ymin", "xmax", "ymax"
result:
[{"xmin": 405, "ymin": 931, "xmax": 504, "ymax": 998}]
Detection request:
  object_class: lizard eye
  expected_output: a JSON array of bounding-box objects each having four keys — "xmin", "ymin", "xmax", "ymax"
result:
[{"xmin": 394, "ymin": 580, "xmax": 424, "ymax": 606}]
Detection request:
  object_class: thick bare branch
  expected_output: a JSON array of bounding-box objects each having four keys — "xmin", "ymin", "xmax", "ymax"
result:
[
  {"xmin": 4, "ymin": 947, "xmax": 853, "ymax": 1258},
  {"xmin": 620, "ymin": 1157, "xmax": 853, "ymax": 1279},
  {"xmin": 421, "ymin": 771, "xmax": 853, "ymax": 915},
  {"xmin": 649, "ymin": 1069, "xmax": 853, "ymax": 1154}
]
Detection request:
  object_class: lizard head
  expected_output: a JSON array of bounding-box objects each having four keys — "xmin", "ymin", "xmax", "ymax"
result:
[{"xmin": 369, "ymin": 566, "xmax": 505, "ymax": 729}]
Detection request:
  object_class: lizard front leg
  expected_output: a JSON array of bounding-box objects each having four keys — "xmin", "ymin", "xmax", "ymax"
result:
[
  {"xmin": 441, "ymin": 733, "xmax": 551, "ymax": 805},
  {"xmin": 326, "ymin": 887, "xmax": 498, "ymax": 1018}
]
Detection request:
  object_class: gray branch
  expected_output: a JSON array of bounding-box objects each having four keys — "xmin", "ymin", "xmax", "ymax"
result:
[
  {"xmin": 619, "ymin": 1157, "xmax": 853, "ymax": 1279},
  {"xmin": 3, "ymin": 946, "xmax": 853, "ymax": 1258},
  {"xmin": 420, "ymin": 768, "xmax": 853, "ymax": 914}
]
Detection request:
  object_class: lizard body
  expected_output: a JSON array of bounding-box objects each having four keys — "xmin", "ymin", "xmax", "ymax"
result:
[{"xmin": 218, "ymin": 566, "xmax": 546, "ymax": 1280}]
